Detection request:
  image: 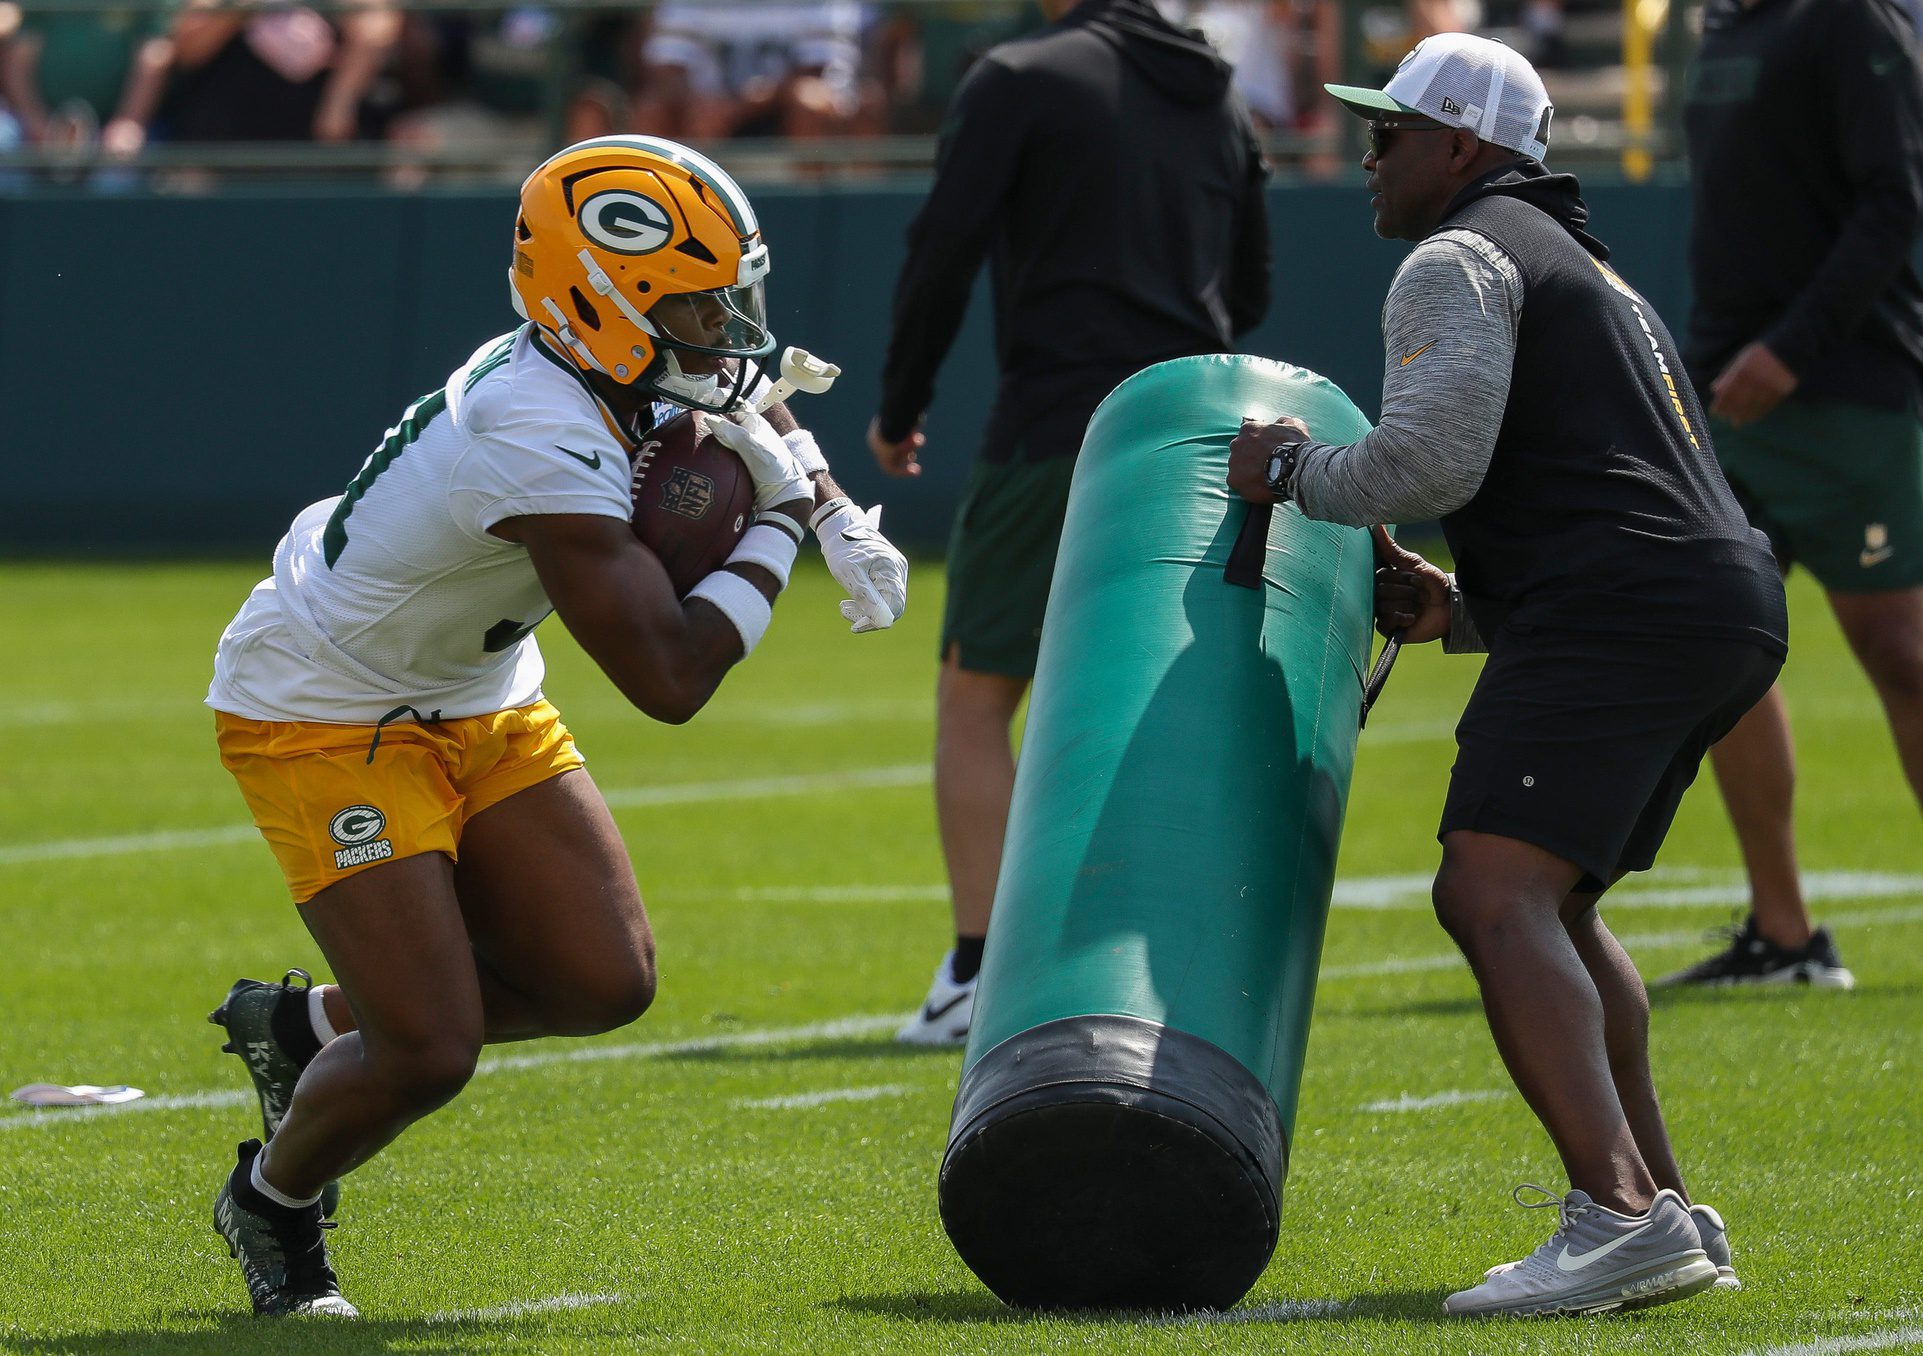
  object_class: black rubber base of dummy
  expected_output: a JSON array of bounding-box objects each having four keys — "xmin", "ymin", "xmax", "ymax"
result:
[{"xmin": 939, "ymin": 1015, "xmax": 1285, "ymax": 1312}]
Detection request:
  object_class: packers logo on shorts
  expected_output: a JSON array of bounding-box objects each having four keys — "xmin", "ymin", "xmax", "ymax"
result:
[{"xmin": 328, "ymin": 805, "xmax": 394, "ymax": 870}]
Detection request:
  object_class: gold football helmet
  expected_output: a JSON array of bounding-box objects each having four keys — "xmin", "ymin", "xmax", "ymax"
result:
[{"xmin": 510, "ymin": 136, "xmax": 774, "ymax": 412}]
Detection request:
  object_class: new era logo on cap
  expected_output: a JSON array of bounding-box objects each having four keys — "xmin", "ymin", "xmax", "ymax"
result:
[{"xmin": 1326, "ymin": 32, "xmax": 1554, "ymax": 161}]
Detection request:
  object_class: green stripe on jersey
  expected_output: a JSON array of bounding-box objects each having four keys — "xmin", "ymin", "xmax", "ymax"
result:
[{"xmin": 322, "ymin": 388, "xmax": 449, "ymax": 569}]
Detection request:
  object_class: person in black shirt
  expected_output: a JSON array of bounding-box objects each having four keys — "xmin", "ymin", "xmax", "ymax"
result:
[
  {"xmin": 1660, "ymin": 0, "xmax": 1923, "ymax": 991},
  {"xmin": 866, "ymin": 0, "xmax": 1271, "ymax": 1044},
  {"xmin": 1230, "ymin": 33, "xmax": 1785, "ymax": 1316}
]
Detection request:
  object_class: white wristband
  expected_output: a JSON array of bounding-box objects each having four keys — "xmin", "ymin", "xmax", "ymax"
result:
[
  {"xmin": 783, "ymin": 428, "xmax": 827, "ymax": 477},
  {"xmin": 753, "ymin": 509, "xmax": 806, "ymax": 546},
  {"xmin": 726, "ymin": 522, "xmax": 800, "ymax": 588},
  {"xmin": 687, "ymin": 570, "xmax": 773, "ymax": 654},
  {"xmin": 809, "ymin": 495, "xmax": 853, "ymax": 533}
]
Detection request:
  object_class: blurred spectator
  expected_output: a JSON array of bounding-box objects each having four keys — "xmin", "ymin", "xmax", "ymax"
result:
[
  {"xmin": 1186, "ymin": 0, "xmax": 1294, "ymax": 128},
  {"xmin": 879, "ymin": 2, "xmax": 1041, "ymax": 134},
  {"xmin": 633, "ymin": 1, "xmax": 884, "ymax": 140},
  {"xmin": 1521, "ymin": 0, "xmax": 1567, "ymax": 67},
  {"xmin": 162, "ymin": 0, "xmax": 399, "ymax": 144},
  {"xmin": 383, "ymin": 10, "xmax": 635, "ymax": 186},
  {"xmin": 1408, "ymin": 0, "xmax": 1476, "ymax": 40},
  {"xmin": 0, "ymin": 4, "xmax": 172, "ymax": 165}
]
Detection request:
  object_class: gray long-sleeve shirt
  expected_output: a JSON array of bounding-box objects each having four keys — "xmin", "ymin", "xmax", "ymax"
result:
[
  {"xmin": 1292, "ymin": 229, "xmax": 1522, "ymax": 528},
  {"xmin": 1289, "ymin": 228, "xmax": 1525, "ymax": 652}
]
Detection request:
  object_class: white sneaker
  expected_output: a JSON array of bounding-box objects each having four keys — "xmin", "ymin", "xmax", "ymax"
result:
[
  {"xmin": 1691, "ymin": 1202, "xmax": 1741, "ymax": 1291},
  {"xmin": 1446, "ymin": 1185, "xmax": 1718, "ymax": 1317},
  {"xmin": 895, "ymin": 951, "xmax": 975, "ymax": 1046}
]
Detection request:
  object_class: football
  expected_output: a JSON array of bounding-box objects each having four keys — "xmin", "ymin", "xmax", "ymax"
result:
[{"xmin": 629, "ymin": 409, "xmax": 755, "ymax": 597}]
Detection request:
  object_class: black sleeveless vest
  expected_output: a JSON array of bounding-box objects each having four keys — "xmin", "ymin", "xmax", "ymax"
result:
[{"xmin": 1436, "ymin": 172, "xmax": 1785, "ymax": 652}]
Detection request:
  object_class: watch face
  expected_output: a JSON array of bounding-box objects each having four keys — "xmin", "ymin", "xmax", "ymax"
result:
[{"xmin": 1267, "ymin": 449, "xmax": 1287, "ymax": 485}]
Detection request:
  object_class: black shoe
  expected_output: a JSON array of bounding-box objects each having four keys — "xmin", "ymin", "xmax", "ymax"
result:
[
  {"xmin": 212, "ymin": 1139, "xmax": 358, "ymax": 1318},
  {"xmin": 210, "ymin": 970, "xmax": 340, "ymax": 1217},
  {"xmin": 1654, "ymin": 915, "xmax": 1856, "ymax": 989}
]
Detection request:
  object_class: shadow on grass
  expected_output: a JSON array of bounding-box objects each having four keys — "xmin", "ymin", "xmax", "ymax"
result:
[
  {"xmin": 8, "ymin": 1308, "xmax": 576, "ymax": 1355},
  {"xmin": 829, "ymin": 1287, "xmax": 1456, "ymax": 1327}
]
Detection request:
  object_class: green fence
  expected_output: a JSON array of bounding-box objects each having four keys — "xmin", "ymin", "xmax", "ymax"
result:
[{"xmin": 0, "ymin": 175, "xmax": 1693, "ymax": 554}]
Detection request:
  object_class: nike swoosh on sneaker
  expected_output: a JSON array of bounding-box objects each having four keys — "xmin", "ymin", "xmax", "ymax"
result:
[
  {"xmin": 1557, "ymin": 1222, "xmax": 1654, "ymax": 1271},
  {"xmin": 556, "ymin": 445, "xmax": 602, "ymax": 470},
  {"xmin": 1400, "ymin": 341, "xmax": 1437, "ymax": 366},
  {"xmin": 921, "ymin": 992, "xmax": 969, "ymax": 1022}
]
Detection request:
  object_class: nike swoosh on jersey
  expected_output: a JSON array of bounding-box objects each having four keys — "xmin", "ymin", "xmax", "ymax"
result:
[
  {"xmin": 556, "ymin": 444, "xmax": 603, "ymax": 470},
  {"xmin": 921, "ymin": 992, "xmax": 969, "ymax": 1022},
  {"xmin": 1557, "ymin": 1222, "xmax": 1654, "ymax": 1271},
  {"xmin": 1400, "ymin": 341, "xmax": 1437, "ymax": 366}
]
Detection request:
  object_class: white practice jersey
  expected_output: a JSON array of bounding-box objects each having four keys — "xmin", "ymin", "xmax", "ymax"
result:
[{"xmin": 207, "ymin": 327, "xmax": 639, "ymax": 724}]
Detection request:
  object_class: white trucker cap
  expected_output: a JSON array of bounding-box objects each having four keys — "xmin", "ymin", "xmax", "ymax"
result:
[{"xmin": 1326, "ymin": 33, "xmax": 1554, "ymax": 161}]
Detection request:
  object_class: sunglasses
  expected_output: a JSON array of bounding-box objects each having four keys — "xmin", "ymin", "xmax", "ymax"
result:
[{"xmin": 1366, "ymin": 118, "xmax": 1453, "ymax": 159}]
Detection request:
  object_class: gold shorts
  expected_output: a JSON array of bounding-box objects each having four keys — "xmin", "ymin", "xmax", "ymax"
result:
[{"xmin": 215, "ymin": 700, "xmax": 585, "ymax": 903}]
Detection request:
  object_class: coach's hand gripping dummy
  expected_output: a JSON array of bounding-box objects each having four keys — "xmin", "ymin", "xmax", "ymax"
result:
[
  {"xmin": 201, "ymin": 137, "xmax": 904, "ymax": 1321},
  {"xmin": 937, "ymin": 356, "xmax": 1377, "ymax": 1312}
]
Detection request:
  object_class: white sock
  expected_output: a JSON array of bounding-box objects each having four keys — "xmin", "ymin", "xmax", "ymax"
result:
[
  {"xmin": 251, "ymin": 1153, "xmax": 321, "ymax": 1210},
  {"xmin": 309, "ymin": 985, "xmax": 340, "ymax": 1045}
]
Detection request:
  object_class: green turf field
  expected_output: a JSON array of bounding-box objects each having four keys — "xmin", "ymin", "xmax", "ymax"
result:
[{"xmin": 1, "ymin": 558, "xmax": 1918, "ymax": 1354}]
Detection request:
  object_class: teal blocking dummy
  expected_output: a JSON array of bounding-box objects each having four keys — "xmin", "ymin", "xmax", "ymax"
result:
[{"xmin": 938, "ymin": 355, "xmax": 1379, "ymax": 1312}]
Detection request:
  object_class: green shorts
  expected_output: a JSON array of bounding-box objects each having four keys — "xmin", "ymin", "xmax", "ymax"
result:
[
  {"xmin": 1713, "ymin": 400, "xmax": 1923, "ymax": 593},
  {"xmin": 941, "ymin": 455, "xmax": 1080, "ymax": 677}
]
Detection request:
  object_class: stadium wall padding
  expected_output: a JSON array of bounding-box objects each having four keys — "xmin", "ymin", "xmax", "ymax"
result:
[{"xmin": 0, "ymin": 178, "xmax": 1693, "ymax": 554}]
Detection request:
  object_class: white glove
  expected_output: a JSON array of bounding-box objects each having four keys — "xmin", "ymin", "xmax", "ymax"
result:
[
  {"xmin": 812, "ymin": 498, "xmax": 908, "ymax": 633},
  {"xmin": 706, "ymin": 408, "xmax": 812, "ymax": 511}
]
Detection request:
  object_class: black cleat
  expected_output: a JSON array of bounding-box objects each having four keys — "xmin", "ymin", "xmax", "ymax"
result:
[
  {"xmin": 1654, "ymin": 916, "xmax": 1856, "ymax": 989},
  {"xmin": 213, "ymin": 1139, "xmax": 358, "ymax": 1318},
  {"xmin": 210, "ymin": 970, "xmax": 340, "ymax": 1217}
]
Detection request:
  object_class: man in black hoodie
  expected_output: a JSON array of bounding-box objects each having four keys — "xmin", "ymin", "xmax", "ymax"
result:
[
  {"xmin": 1229, "ymin": 34, "xmax": 1784, "ymax": 1316},
  {"xmin": 868, "ymin": 0, "xmax": 1271, "ymax": 1044},
  {"xmin": 1658, "ymin": 0, "xmax": 1923, "ymax": 992}
]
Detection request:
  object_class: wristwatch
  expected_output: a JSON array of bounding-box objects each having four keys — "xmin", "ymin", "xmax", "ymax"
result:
[{"xmin": 1264, "ymin": 441, "xmax": 1304, "ymax": 498}]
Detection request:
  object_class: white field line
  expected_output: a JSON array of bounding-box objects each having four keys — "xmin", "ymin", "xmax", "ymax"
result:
[
  {"xmin": 1329, "ymin": 869, "xmax": 1923, "ymax": 912},
  {"xmin": 701, "ymin": 868, "xmax": 1923, "ymax": 911},
  {"xmin": 426, "ymin": 1291, "xmax": 623, "ymax": 1324},
  {"xmin": 1745, "ymin": 1326, "xmax": 1923, "ymax": 1356},
  {"xmin": 0, "ymin": 764, "xmax": 933, "ymax": 867},
  {"xmin": 1321, "ymin": 902, "xmax": 1923, "ymax": 981},
  {"xmin": 0, "ymin": 1013, "xmax": 905, "ymax": 1133},
  {"xmin": 731, "ymin": 1083, "xmax": 913, "ymax": 1111},
  {"xmin": 1360, "ymin": 1089, "xmax": 1506, "ymax": 1114},
  {"xmin": 0, "ymin": 1088, "xmax": 250, "ymax": 1128}
]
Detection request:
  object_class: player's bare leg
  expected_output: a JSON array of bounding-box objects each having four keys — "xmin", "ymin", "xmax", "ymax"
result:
[
  {"xmin": 1830, "ymin": 586, "xmax": 1923, "ymax": 807},
  {"xmin": 934, "ymin": 649, "xmax": 1029, "ymax": 942},
  {"xmin": 898, "ymin": 649, "xmax": 1027, "ymax": 1043},
  {"xmin": 263, "ymin": 769, "xmax": 656, "ymax": 1200},
  {"xmin": 1707, "ymin": 685, "xmax": 1810, "ymax": 946},
  {"xmin": 259, "ymin": 854, "xmax": 488, "ymax": 1198},
  {"xmin": 451, "ymin": 768, "xmax": 656, "ymax": 1042},
  {"xmin": 1432, "ymin": 830, "xmax": 1656, "ymax": 1213},
  {"xmin": 1563, "ymin": 897, "xmax": 1686, "ymax": 1198}
]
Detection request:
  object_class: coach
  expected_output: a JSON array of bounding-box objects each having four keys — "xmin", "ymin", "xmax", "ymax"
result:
[
  {"xmin": 1228, "ymin": 34, "xmax": 1786, "ymax": 1317},
  {"xmin": 867, "ymin": 0, "xmax": 1272, "ymax": 1044}
]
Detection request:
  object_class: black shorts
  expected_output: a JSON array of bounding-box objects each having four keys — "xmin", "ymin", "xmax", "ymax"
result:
[{"xmin": 1438, "ymin": 626, "xmax": 1783, "ymax": 892}]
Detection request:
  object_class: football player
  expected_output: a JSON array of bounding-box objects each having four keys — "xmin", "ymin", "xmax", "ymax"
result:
[{"xmin": 203, "ymin": 136, "xmax": 907, "ymax": 1318}]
